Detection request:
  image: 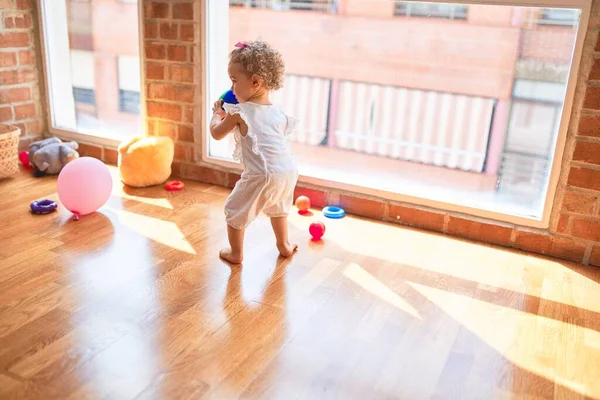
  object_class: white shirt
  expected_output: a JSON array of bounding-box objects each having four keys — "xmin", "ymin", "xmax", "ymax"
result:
[{"xmin": 224, "ymin": 102, "xmax": 298, "ymax": 176}]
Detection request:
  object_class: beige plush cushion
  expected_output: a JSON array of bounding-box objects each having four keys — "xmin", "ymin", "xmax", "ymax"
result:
[{"xmin": 118, "ymin": 136, "xmax": 174, "ymax": 188}]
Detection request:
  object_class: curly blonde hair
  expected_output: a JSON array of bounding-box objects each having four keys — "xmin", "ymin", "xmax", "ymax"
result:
[{"xmin": 229, "ymin": 40, "xmax": 285, "ymax": 91}]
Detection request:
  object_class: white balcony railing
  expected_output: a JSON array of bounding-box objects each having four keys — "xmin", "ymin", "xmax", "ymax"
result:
[{"xmin": 273, "ymin": 75, "xmax": 495, "ymax": 173}]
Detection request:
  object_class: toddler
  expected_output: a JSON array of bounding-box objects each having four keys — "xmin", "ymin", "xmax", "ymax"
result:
[{"xmin": 210, "ymin": 40, "xmax": 299, "ymax": 264}]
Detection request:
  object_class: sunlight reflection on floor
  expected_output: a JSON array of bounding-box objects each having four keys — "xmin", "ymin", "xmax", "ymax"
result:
[
  {"xmin": 288, "ymin": 210, "xmax": 600, "ymax": 315},
  {"xmin": 111, "ymin": 184, "xmax": 174, "ymax": 210},
  {"xmin": 344, "ymin": 263, "xmax": 421, "ymax": 319},
  {"xmin": 411, "ymin": 282, "xmax": 600, "ymax": 396},
  {"xmin": 107, "ymin": 206, "xmax": 196, "ymax": 255}
]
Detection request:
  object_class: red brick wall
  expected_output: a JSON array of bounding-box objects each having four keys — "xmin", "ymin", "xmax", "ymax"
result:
[
  {"xmin": 143, "ymin": 0, "xmax": 197, "ymax": 179},
  {"xmin": 0, "ymin": 0, "xmax": 45, "ymax": 150}
]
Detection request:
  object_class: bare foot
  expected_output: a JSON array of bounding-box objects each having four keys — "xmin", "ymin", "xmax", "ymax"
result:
[
  {"xmin": 277, "ymin": 242, "xmax": 298, "ymax": 258},
  {"xmin": 219, "ymin": 248, "xmax": 243, "ymax": 264}
]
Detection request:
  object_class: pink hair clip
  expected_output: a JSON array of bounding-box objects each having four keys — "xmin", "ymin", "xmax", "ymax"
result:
[{"xmin": 234, "ymin": 41, "xmax": 248, "ymax": 49}]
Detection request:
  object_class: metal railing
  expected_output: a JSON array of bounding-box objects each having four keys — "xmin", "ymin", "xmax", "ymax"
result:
[
  {"xmin": 119, "ymin": 89, "xmax": 140, "ymax": 114},
  {"xmin": 497, "ymin": 152, "xmax": 550, "ymax": 196},
  {"xmin": 394, "ymin": 1, "xmax": 468, "ymax": 20},
  {"xmin": 229, "ymin": 0, "xmax": 337, "ymax": 13},
  {"xmin": 73, "ymin": 87, "xmax": 95, "ymax": 106},
  {"xmin": 536, "ymin": 8, "xmax": 580, "ymax": 26}
]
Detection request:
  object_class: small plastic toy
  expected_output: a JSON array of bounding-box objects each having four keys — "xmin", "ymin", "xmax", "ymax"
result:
[
  {"xmin": 30, "ymin": 199, "xmax": 58, "ymax": 214},
  {"xmin": 19, "ymin": 151, "xmax": 31, "ymax": 168},
  {"xmin": 295, "ymin": 195, "xmax": 311, "ymax": 214},
  {"xmin": 165, "ymin": 180, "xmax": 185, "ymax": 191},
  {"xmin": 309, "ymin": 221, "xmax": 326, "ymax": 240},
  {"xmin": 219, "ymin": 89, "xmax": 238, "ymax": 109},
  {"xmin": 322, "ymin": 206, "xmax": 345, "ymax": 219}
]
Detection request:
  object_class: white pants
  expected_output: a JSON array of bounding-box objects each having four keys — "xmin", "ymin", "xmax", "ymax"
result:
[{"xmin": 225, "ymin": 172, "xmax": 298, "ymax": 230}]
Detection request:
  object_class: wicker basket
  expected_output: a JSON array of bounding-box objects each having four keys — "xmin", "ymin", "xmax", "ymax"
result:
[{"xmin": 0, "ymin": 124, "xmax": 21, "ymax": 179}]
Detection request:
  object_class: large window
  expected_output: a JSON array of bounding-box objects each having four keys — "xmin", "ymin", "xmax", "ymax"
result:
[
  {"xmin": 39, "ymin": 0, "xmax": 142, "ymax": 142},
  {"xmin": 206, "ymin": 1, "xmax": 587, "ymax": 226}
]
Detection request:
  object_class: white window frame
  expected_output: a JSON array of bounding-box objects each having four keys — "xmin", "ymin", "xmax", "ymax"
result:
[
  {"xmin": 36, "ymin": 0, "xmax": 146, "ymax": 148},
  {"xmin": 199, "ymin": 0, "xmax": 591, "ymax": 229}
]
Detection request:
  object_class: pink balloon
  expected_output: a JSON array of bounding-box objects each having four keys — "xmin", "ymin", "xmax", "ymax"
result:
[{"xmin": 57, "ymin": 157, "xmax": 112, "ymax": 217}]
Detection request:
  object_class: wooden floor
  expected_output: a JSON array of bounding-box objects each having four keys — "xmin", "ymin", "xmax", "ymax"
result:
[{"xmin": 1, "ymin": 168, "xmax": 600, "ymax": 400}]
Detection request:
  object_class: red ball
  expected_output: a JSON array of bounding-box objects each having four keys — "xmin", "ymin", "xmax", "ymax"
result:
[
  {"xmin": 295, "ymin": 195, "xmax": 311, "ymax": 213},
  {"xmin": 309, "ymin": 221, "xmax": 326, "ymax": 240},
  {"xmin": 19, "ymin": 151, "xmax": 30, "ymax": 168}
]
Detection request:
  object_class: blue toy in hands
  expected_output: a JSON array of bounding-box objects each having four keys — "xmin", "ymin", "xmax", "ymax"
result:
[{"xmin": 219, "ymin": 89, "xmax": 238, "ymax": 109}]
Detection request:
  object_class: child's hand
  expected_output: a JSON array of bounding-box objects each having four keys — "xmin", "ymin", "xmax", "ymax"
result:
[{"xmin": 212, "ymin": 100, "xmax": 226, "ymax": 119}]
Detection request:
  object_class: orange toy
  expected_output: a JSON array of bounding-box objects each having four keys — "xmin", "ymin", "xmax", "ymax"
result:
[{"xmin": 295, "ymin": 195, "xmax": 311, "ymax": 214}]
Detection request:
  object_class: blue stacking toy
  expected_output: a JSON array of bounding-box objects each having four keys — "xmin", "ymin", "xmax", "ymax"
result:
[{"xmin": 219, "ymin": 89, "xmax": 238, "ymax": 107}]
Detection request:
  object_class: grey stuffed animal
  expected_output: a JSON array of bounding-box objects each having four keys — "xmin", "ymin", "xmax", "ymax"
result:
[
  {"xmin": 28, "ymin": 137, "xmax": 79, "ymax": 175},
  {"xmin": 28, "ymin": 137, "xmax": 61, "ymax": 162}
]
